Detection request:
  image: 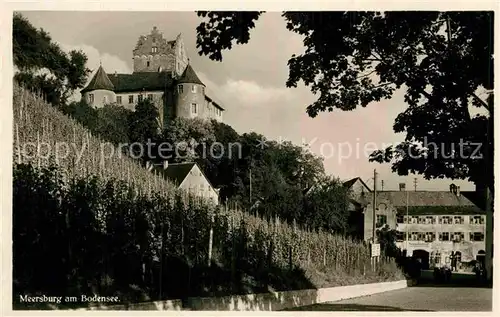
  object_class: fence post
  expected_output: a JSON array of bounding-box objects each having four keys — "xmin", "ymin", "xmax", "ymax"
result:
[
  {"xmin": 16, "ymin": 123, "xmax": 21, "ymax": 164},
  {"xmin": 231, "ymin": 216, "xmax": 236, "ymax": 292},
  {"xmin": 208, "ymin": 213, "xmax": 214, "ymax": 267}
]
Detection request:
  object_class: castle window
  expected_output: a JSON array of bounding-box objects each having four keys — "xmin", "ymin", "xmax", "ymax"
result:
[
  {"xmin": 439, "ymin": 216, "xmax": 452, "ymax": 224},
  {"xmin": 191, "ymin": 103, "xmax": 198, "ymax": 114},
  {"xmin": 147, "ymin": 61, "xmax": 150, "ymax": 67},
  {"xmin": 454, "ymin": 216, "xmax": 464, "ymax": 224},
  {"xmin": 396, "ymin": 231, "xmax": 404, "ymax": 242},
  {"xmin": 396, "ymin": 214, "xmax": 404, "ymax": 224},
  {"xmin": 452, "ymin": 232, "xmax": 464, "ymax": 242},
  {"xmin": 439, "ymin": 232, "xmax": 450, "ymax": 241},
  {"xmin": 191, "ymin": 85, "xmax": 197, "ymax": 93},
  {"xmin": 424, "ymin": 232, "xmax": 435, "ymax": 242},
  {"xmin": 410, "ymin": 232, "xmax": 419, "ymax": 241},
  {"xmin": 470, "ymin": 232, "xmax": 484, "ymax": 241},
  {"xmin": 147, "ymin": 94, "xmax": 153, "ymax": 100},
  {"xmin": 89, "ymin": 93, "xmax": 94, "ymax": 103},
  {"xmin": 129, "ymin": 95, "xmax": 134, "ymax": 104},
  {"xmin": 376, "ymin": 215, "xmax": 387, "ymax": 227},
  {"xmin": 470, "ymin": 215, "xmax": 485, "ymax": 225},
  {"xmin": 152, "ymin": 47, "xmax": 158, "ymax": 53},
  {"xmin": 103, "ymin": 96, "xmax": 107, "ymax": 104},
  {"xmin": 116, "ymin": 96, "xmax": 122, "ymax": 104},
  {"xmin": 178, "ymin": 85, "xmax": 184, "ymax": 94},
  {"xmin": 138, "ymin": 94, "xmax": 143, "ymax": 103}
]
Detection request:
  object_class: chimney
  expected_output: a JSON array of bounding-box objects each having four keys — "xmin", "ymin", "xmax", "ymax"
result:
[
  {"xmin": 399, "ymin": 183, "xmax": 406, "ymax": 191},
  {"xmin": 163, "ymin": 160, "xmax": 169, "ymax": 170},
  {"xmin": 450, "ymin": 183, "xmax": 457, "ymax": 194},
  {"xmin": 456, "ymin": 185, "xmax": 460, "ymax": 197}
]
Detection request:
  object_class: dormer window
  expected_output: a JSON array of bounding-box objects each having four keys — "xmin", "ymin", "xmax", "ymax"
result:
[
  {"xmin": 178, "ymin": 85, "xmax": 184, "ymax": 94},
  {"xmin": 152, "ymin": 47, "xmax": 158, "ymax": 53}
]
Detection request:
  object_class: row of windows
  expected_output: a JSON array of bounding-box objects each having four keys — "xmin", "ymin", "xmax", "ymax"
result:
[
  {"xmin": 396, "ymin": 231, "xmax": 484, "ymax": 242},
  {"xmin": 396, "ymin": 215, "xmax": 485, "ymax": 225},
  {"xmin": 115, "ymin": 94, "xmax": 155, "ymax": 105},
  {"xmin": 178, "ymin": 84, "xmax": 204, "ymax": 94},
  {"xmin": 89, "ymin": 93, "xmax": 221, "ymax": 118}
]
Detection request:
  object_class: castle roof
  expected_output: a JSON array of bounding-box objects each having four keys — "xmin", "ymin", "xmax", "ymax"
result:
[
  {"xmin": 178, "ymin": 64, "xmax": 205, "ymax": 86},
  {"xmin": 81, "ymin": 65, "xmax": 115, "ymax": 93},
  {"xmin": 108, "ymin": 72, "xmax": 174, "ymax": 93}
]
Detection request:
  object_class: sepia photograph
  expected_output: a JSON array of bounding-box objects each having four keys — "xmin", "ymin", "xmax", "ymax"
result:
[{"xmin": 2, "ymin": 2, "xmax": 496, "ymax": 313}]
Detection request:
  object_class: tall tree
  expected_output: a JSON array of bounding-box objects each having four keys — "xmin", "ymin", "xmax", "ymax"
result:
[
  {"xmin": 195, "ymin": 11, "xmax": 494, "ymax": 193},
  {"xmin": 13, "ymin": 13, "xmax": 90, "ymax": 106}
]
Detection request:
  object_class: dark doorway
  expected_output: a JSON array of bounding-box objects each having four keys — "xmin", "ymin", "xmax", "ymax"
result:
[{"xmin": 413, "ymin": 249, "xmax": 430, "ymax": 270}]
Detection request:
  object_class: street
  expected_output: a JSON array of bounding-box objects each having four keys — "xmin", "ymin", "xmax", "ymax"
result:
[{"xmin": 288, "ymin": 271, "xmax": 493, "ymax": 311}]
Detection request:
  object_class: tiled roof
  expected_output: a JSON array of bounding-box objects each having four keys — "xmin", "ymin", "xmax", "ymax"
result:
[
  {"xmin": 376, "ymin": 190, "xmax": 478, "ymax": 207},
  {"xmin": 343, "ymin": 177, "xmax": 372, "ymax": 191},
  {"xmin": 178, "ymin": 64, "xmax": 205, "ymax": 86},
  {"xmin": 343, "ymin": 177, "xmax": 359, "ymax": 188},
  {"xmin": 154, "ymin": 162, "xmax": 195, "ymax": 186},
  {"xmin": 81, "ymin": 65, "xmax": 115, "ymax": 93},
  {"xmin": 109, "ymin": 72, "xmax": 174, "ymax": 93}
]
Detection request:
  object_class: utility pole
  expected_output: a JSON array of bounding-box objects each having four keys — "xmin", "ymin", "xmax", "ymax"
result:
[
  {"xmin": 372, "ymin": 169, "xmax": 377, "ymax": 243},
  {"xmin": 414, "ymin": 178, "xmax": 418, "ymax": 191},
  {"xmin": 406, "ymin": 185, "xmax": 409, "ymax": 254},
  {"xmin": 249, "ymin": 167, "xmax": 252, "ymax": 205}
]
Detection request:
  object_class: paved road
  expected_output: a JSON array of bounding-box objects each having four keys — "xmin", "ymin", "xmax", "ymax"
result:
[{"xmin": 290, "ymin": 271, "xmax": 492, "ymax": 311}]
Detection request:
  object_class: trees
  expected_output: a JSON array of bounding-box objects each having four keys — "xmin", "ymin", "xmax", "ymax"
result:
[
  {"xmin": 13, "ymin": 13, "xmax": 90, "ymax": 106},
  {"xmin": 128, "ymin": 98, "xmax": 161, "ymax": 144},
  {"xmin": 302, "ymin": 176, "xmax": 350, "ymax": 234},
  {"xmin": 195, "ymin": 11, "xmax": 494, "ymax": 192}
]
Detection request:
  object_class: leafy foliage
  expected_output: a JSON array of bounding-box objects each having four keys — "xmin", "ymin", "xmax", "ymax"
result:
[
  {"xmin": 13, "ymin": 13, "xmax": 90, "ymax": 106},
  {"xmin": 13, "ymin": 163, "xmax": 403, "ymax": 306},
  {"xmin": 195, "ymin": 11, "xmax": 494, "ymax": 192}
]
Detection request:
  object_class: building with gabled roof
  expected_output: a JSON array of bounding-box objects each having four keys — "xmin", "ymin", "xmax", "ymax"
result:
[
  {"xmin": 148, "ymin": 161, "xmax": 220, "ymax": 204},
  {"xmin": 80, "ymin": 27, "xmax": 225, "ymax": 129},
  {"xmin": 359, "ymin": 182, "xmax": 486, "ymax": 270}
]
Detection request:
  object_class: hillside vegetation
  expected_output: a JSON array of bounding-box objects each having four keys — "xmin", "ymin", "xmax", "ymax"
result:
[{"xmin": 13, "ymin": 83, "xmax": 404, "ymax": 308}]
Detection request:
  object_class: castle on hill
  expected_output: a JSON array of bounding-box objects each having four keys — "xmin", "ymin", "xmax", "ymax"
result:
[{"xmin": 80, "ymin": 26, "xmax": 225, "ymax": 129}]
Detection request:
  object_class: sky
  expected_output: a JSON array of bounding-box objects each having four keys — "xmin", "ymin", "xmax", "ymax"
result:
[{"xmin": 18, "ymin": 11, "xmax": 478, "ymax": 191}]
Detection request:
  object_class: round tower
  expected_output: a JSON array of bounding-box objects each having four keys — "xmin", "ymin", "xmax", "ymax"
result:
[{"xmin": 175, "ymin": 62, "xmax": 206, "ymax": 119}]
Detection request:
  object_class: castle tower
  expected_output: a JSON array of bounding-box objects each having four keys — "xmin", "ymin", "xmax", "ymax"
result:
[
  {"xmin": 80, "ymin": 64, "xmax": 116, "ymax": 108},
  {"xmin": 133, "ymin": 27, "xmax": 189, "ymax": 77},
  {"xmin": 174, "ymin": 62, "xmax": 206, "ymax": 119}
]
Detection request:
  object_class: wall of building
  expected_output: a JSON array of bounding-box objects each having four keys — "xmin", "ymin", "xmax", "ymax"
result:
[
  {"xmin": 133, "ymin": 54, "xmax": 175, "ymax": 73},
  {"xmin": 174, "ymin": 36, "xmax": 189, "ymax": 77},
  {"xmin": 178, "ymin": 164, "xmax": 219, "ymax": 204},
  {"xmin": 396, "ymin": 214, "xmax": 486, "ymax": 264},
  {"xmin": 84, "ymin": 89, "xmax": 116, "ymax": 108},
  {"xmin": 204, "ymin": 98, "xmax": 224, "ymax": 122},
  {"xmin": 115, "ymin": 90, "xmax": 165, "ymax": 129},
  {"xmin": 364, "ymin": 199, "xmax": 397, "ymax": 241}
]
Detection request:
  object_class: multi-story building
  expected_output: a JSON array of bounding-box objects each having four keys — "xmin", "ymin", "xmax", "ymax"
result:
[
  {"xmin": 355, "ymin": 182, "xmax": 486, "ymax": 269},
  {"xmin": 80, "ymin": 27, "xmax": 225, "ymax": 129}
]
